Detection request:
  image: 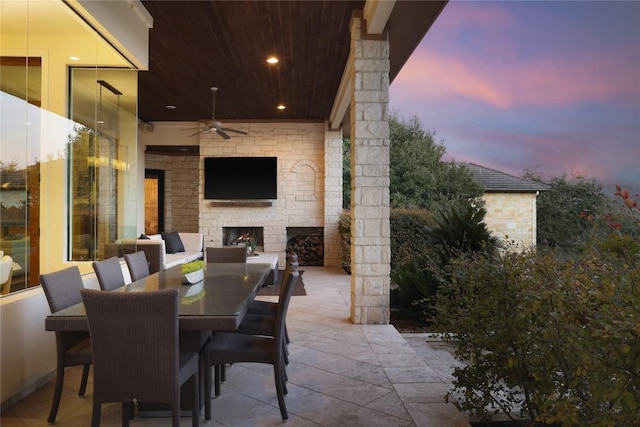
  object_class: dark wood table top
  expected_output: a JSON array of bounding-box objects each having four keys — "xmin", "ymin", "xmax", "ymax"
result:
[{"xmin": 45, "ymin": 262, "xmax": 271, "ymax": 332}]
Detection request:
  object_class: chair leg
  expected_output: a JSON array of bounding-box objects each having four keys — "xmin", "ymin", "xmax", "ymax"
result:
[
  {"xmin": 282, "ymin": 362, "xmax": 288, "ymax": 394},
  {"xmin": 282, "ymin": 340, "xmax": 289, "ymax": 365},
  {"xmin": 220, "ymin": 363, "xmax": 226, "ymax": 382},
  {"xmin": 273, "ymin": 364, "xmax": 288, "ymax": 421},
  {"xmin": 171, "ymin": 402, "xmax": 180, "ymax": 427},
  {"xmin": 204, "ymin": 361, "xmax": 212, "ymax": 421},
  {"xmin": 192, "ymin": 371, "xmax": 199, "ymax": 427},
  {"xmin": 91, "ymin": 401, "xmax": 101, "ymax": 427},
  {"xmin": 79, "ymin": 364, "xmax": 90, "ymax": 396},
  {"xmin": 47, "ymin": 365, "xmax": 65, "ymax": 423},
  {"xmin": 214, "ymin": 365, "xmax": 222, "ymax": 397},
  {"xmin": 285, "ymin": 323, "xmax": 291, "ymax": 344}
]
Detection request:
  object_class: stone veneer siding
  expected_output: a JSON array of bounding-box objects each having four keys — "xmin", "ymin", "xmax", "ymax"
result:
[
  {"xmin": 349, "ymin": 15, "xmax": 391, "ymax": 324},
  {"xmin": 145, "ymin": 154, "xmax": 200, "ymax": 233},
  {"xmin": 482, "ymin": 192, "xmax": 538, "ymax": 249},
  {"xmin": 198, "ymin": 121, "xmax": 342, "ymax": 268}
]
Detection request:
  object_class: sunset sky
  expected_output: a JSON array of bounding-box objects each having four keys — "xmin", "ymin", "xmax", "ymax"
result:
[{"xmin": 389, "ymin": 0, "xmax": 640, "ymax": 194}]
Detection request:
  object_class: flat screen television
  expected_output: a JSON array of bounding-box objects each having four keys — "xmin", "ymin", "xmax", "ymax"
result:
[{"xmin": 204, "ymin": 156, "xmax": 277, "ymax": 200}]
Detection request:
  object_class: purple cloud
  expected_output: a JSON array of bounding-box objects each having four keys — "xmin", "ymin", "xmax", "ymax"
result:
[{"xmin": 390, "ymin": 0, "xmax": 640, "ymax": 192}]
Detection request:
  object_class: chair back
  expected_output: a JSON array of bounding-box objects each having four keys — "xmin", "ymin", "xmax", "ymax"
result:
[
  {"xmin": 206, "ymin": 246, "xmax": 247, "ymax": 263},
  {"xmin": 274, "ymin": 268, "xmax": 299, "ymax": 357},
  {"xmin": 92, "ymin": 257, "xmax": 126, "ymax": 291},
  {"xmin": 124, "ymin": 251, "xmax": 150, "ymax": 282},
  {"xmin": 279, "ymin": 253, "xmax": 298, "ymax": 301},
  {"xmin": 40, "ymin": 266, "xmax": 86, "ymax": 313},
  {"xmin": 81, "ymin": 288, "xmax": 180, "ymax": 404}
]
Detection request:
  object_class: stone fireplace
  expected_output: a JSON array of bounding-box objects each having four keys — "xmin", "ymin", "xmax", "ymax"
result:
[
  {"xmin": 286, "ymin": 227, "xmax": 324, "ymax": 266},
  {"xmin": 223, "ymin": 226, "xmax": 264, "ymax": 248},
  {"xmin": 196, "ymin": 121, "xmax": 344, "ymax": 269}
]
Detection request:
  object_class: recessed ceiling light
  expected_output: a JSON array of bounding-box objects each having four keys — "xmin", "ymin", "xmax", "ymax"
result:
[
  {"xmin": 69, "ymin": 56, "xmax": 80, "ymax": 61},
  {"xmin": 166, "ymin": 105, "xmax": 176, "ymax": 109},
  {"xmin": 97, "ymin": 120, "xmax": 105, "ymax": 124},
  {"xmin": 276, "ymin": 104, "xmax": 286, "ymax": 110},
  {"xmin": 266, "ymin": 56, "xmax": 279, "ymax": 64}
]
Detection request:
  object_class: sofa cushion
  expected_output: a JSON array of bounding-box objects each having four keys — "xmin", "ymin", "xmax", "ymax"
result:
[
  {"xmin": 178, "ymin": 233, "xmax": 204, "ymax": 253},
  {"xmin": 164, "ymin": 252, "xmax": 203, "ymax": 270},
  {"xmin": 161, "ymin": 231, "xmax": 185, "ymax": 254}
]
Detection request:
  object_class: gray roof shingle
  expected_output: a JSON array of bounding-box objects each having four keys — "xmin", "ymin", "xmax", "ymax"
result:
[{"xmin": 463, "ymin": 163, "xmax": 550, "ymax": 193}]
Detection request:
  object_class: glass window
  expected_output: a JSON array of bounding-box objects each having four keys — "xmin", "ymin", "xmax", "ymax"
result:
[{"xmin": 1, "ymin": 0, "xmax": 139, "ymax": 294}]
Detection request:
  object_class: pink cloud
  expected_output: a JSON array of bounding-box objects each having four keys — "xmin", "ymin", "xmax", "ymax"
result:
[
  {"xmin": 394, "ymin": 1, "xmax": 640, "ymax": 110},
  {"xmin": 394, "ymin": 47, "xmax": 639, "ymax": 109},
  {"xmin": 443, "ymin": 127, "xmax": 638, "ymax": 188}
]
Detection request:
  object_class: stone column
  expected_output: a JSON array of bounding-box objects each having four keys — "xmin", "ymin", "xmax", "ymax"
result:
[
  {"xmin": 348, "ymin": 14, "xmax": 390, "ymax": 324},
  {"xmin": 324, "ymin": 125, "xmax": 344, "ymax": 268}
]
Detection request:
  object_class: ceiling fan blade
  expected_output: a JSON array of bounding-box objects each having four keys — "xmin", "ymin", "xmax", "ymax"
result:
[
  {"xmin": 189, "ymin": 127, "xmax": 211, "ymax": 137},
  {"xmin": 216, "ymin": 129, "xmax": 231, "ymax": 140},
  {"xmin": 221, "ymin": 127, "xmax": 248, "ymax": 135}
]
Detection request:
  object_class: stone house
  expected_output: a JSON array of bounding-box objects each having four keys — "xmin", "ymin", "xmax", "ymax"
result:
[{"xmin": 466, "ymin": 163, "xmax": 549, "ymax": 248}]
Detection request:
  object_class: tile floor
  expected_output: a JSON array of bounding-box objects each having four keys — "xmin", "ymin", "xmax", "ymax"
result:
[{"xmin": 1, "ymin": 266, "xmax": 471, "ymax": 426}]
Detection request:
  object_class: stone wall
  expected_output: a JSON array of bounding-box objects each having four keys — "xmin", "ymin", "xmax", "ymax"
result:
[
  {"xmin": 145, "ymin": 154, "xmax": 200, "ymax": 233},
  {"xmin": 483, "ymin": 192, "xmax": 538, "ymax": 249},
  {"xmin": 198, "ymin": 121, "xmax": 342, "ymax": 268}
]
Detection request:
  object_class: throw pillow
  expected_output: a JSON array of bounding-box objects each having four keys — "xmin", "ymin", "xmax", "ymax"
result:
[
  {"xmin": 161, "ymin": 231, "xmax": 185, "ymax": 254},
  {"xmin": 139, "ymin": 233, "xmax": 150, "ymax": 239}
]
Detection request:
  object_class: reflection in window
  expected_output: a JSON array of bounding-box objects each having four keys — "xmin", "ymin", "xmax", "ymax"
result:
[
  {"xmin": 69, "ymin": 69, "xmax": 136, "ymax": 261},
  {"xmin": 0, "ymin": 56, "xmax": 42, "ymax": 292}
]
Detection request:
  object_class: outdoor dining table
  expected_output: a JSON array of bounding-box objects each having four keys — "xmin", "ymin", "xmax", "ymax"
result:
[{"xmin": 44, "ymin": 261, "xmax": 272, "ymax": 415}]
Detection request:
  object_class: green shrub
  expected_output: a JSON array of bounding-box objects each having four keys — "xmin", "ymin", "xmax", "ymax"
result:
[
  {"xmin": 429, "ymin": 205, "xmax": 500, "ymax": 264},
  {"xmin": 338, "ymin": 209, "xmax": 351, "ymax": 273},
  {"xmin": 390, "ymin": 209, "xmax": 434, "ymax": 269},
  {"xmin": 434, "ymin": 228, "xmax": 639, "ymax": 425}
]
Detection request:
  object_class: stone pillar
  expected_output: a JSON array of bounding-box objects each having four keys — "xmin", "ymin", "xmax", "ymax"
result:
[
  {"xmin": 349, "ymin": 14, "xmax": 390, "ymax": 324},
  {"xmin": 324, "ymin": 124, "xmax": 344, "ymax": 268}
]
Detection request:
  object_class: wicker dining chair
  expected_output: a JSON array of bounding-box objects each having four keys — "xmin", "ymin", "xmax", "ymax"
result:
[
  {"xmin": 234, "ymin": 253, "xmax": 299, "ymax": 367},
  {"xmin": 92, "ymin": 256, "xmax": 126, "ymax": 291},
  {"xmin": 205, "ymin": 246, "xmax": 247, "ymax": 263},
  {"xmin": 124, "ymin": 251, "xmax": 151, "ymax": 281},
  {"xmin": 246, "ymin": 253, "xmax": 298, "ymax": 343},
  {"xmin": 39, "ymin": 266, "xmax": 93, "ymax": 424},
  {"xmin": 202, "ymin": 269, "xmax": 299, "ymax": 421},
  {"xmin": 81, "ymin": 288, "xmax": 200, "ymax": 427}
]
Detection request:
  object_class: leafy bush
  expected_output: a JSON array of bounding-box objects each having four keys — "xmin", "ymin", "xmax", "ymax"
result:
[
  {"xmin": 390, "ymin": 209, "xmax": 434, "ymax": 269},
  {"xmin": 338, "ymin": 209, "xmax": 351, "ymax": 273},
  {"xmin": 429, "ymin": 205, "xmax": 500, "ymax": 264},
  {"xmin": 434, "ymin": 190, "xmax": 640, "ymax": 426},
  {"xmin": 390, "ymin": 205, "xmax": 499, "ymax": 318}
]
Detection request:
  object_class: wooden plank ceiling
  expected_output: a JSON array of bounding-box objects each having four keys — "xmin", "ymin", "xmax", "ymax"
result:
[{"xmin": 138, "ymin": 1, "xmax": 446, "ymax": 126}]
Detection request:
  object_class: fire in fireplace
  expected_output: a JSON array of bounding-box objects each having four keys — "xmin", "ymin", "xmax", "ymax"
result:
[
  {"xmin": 286, "ymin": 227, "xmax": 323, "ymax": 266},
  {"xmin": 223, "ymin": 227, "xmax": 264, "ymax": 247}
]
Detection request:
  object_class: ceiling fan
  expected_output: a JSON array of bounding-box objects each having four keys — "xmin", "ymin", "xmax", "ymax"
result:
[{"xmin": 189, "ymin": 87, "xmax": 248, "ymax": 139}]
